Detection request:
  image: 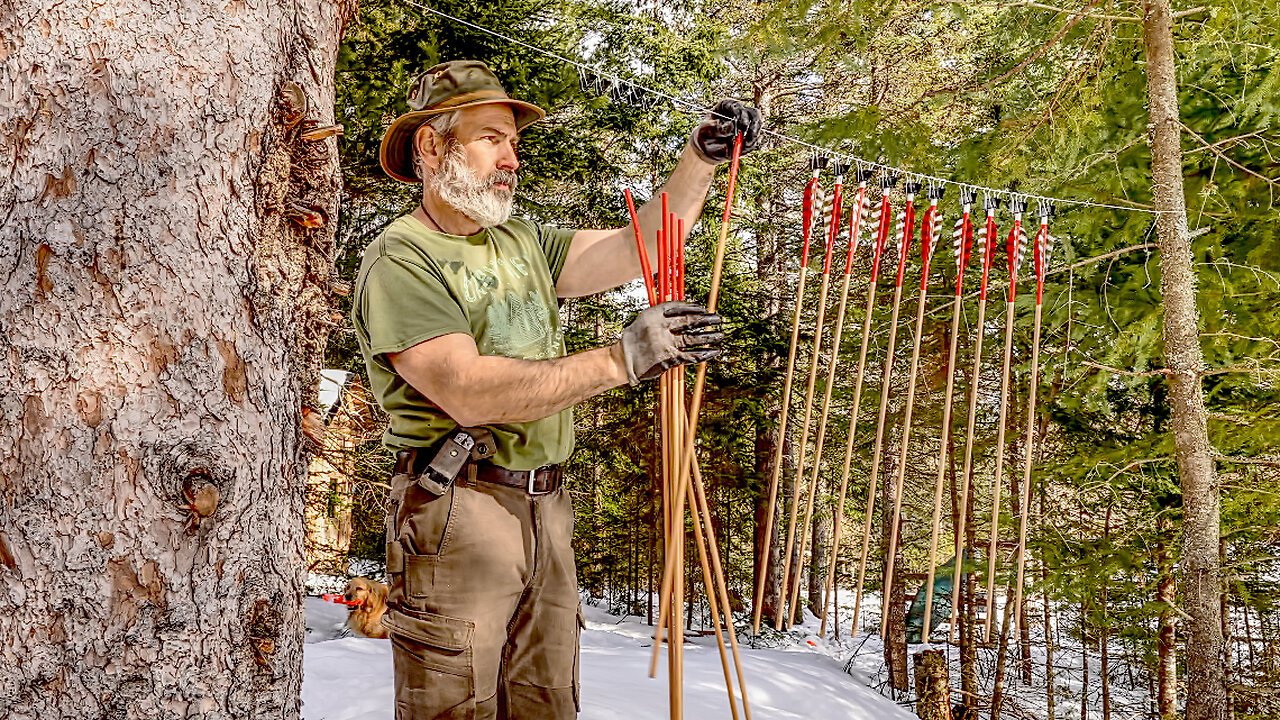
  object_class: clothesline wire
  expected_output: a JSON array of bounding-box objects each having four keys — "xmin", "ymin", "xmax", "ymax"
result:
[{"xmin": 396, "ymin": 0, "xmax": 1162, "ymax": 216}]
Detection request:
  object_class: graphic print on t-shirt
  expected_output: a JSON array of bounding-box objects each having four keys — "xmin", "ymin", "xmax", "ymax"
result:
[
  {"xmin": 486, "ymin": 289, "xmax": 561, "ymax": 360},
  {"xmin": 444, "ymin": 251, "xmax": 560, "ymax": 361}
]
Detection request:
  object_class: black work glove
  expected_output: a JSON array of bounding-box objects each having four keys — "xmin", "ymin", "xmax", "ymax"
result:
[
  {"xmin": 689, "ymin": 99, "xmax": 763, "ymax": 165},
  {"xmin": 619, "ymin": 301, "xmax": 725, "ymax": 384}
]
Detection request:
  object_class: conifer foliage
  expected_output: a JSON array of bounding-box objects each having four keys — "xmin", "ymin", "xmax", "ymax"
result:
[{"xmin": 327, "ymin": 0, "xmax": 1280, "ymax": 717}]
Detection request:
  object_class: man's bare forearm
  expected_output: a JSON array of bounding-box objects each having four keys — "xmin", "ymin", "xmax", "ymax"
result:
[{"xmin": 394, "ymin": 337, "xmax": 629, "ymax": 427}]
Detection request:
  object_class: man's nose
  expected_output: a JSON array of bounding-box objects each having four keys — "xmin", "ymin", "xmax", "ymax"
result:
[{"xmin": 498, "ymin": 139, "xmax": 519, "ymax": 172}]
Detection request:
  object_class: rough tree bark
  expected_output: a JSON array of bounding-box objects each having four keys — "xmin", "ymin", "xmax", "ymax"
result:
[
  {"xmin": 806, "ymin": 510, "xmax": 827, "ymax": 617},
  {"xmin": 0, "ymin": 0, "xmax": 352, "ymax": 716},
  {"xmin": 913, "ymin": 649, "xmax": 953, "ymax": 720},
  {"xmin": 1143, "ymin": 1, "xmax": 1227, "ymax": 718},
  {"xmin": 882, "ymin": 453, "xmax": 908, "ymax": 693},
  {"xmin": 1157, "ymin": 515, "xmax": 1179, "ymax": 720}
]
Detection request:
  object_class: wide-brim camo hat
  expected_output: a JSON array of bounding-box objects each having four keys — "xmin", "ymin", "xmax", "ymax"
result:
[{"xmin": 379, "ymin": 60, "xmax": 546, "ymax": 183}]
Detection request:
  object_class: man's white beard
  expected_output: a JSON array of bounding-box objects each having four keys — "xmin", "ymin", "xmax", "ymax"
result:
[{"xmin": 429, "ymin": 142, "xmax": 517, "ymax": 229}]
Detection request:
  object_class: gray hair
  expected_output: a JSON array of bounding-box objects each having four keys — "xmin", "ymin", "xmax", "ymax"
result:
[{"xmin": 413, "ymin": 110, "xmax": 461, "ymax": 181}]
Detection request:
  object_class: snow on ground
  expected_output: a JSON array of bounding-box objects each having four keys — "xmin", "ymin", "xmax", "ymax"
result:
[{"xmin": 301, "ymin": 596, "xmax": 915, "ymax": 720}]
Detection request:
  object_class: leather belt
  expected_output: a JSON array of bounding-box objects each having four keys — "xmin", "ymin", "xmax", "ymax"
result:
[{"xmin": 394, "ymin": 447, "xmax": 563, "ymax": 495}]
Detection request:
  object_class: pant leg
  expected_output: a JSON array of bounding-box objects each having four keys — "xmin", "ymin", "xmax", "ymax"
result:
[
  {"xmin": 501, "ymin": 486, "xmax": 581, "ymax": 720},
  {"xmin": 387, "ymin": 478, "xmax": 534, "ymax": 720}
]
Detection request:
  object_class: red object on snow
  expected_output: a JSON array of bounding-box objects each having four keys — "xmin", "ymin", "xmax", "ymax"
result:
[{"xmin": 321, "ymin": 593, "xmax": 360, "ymax": 606}]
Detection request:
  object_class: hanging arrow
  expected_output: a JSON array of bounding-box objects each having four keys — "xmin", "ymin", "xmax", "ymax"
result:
[
  {"xmin": 983, "ymin": 196, "xmax": 1028, "ymax": 641},
  {"xmin": 848, "ymin": 173, "xmax": 901, "ymax": 636},
  {"xmin": 787, "ymin": 162, "xmax": 865, "ymax": 628},
  {"xmin": 752, "ymin": 157, "xmax": 823, "ymax": 635},
  {"xmin": 947, "ymin": 196, "xmax": 1000, "ymax": 643},
  {"xmin": 940, "ymin": 191, "xmax": 983, "ymax": 645},
  {"xmin": 880, "ymin": 181, "xmax": 938, "ymax": 639},
  {"xmin": 777, "ymin": 158, "xmax": 839, "ymax": 629},
  {"xmin": 815, "ymin": 167, "xmax": 876, "ymax": 637},
  {"xmin": 919, "ymin": 186, "xmax": 970, "ymax": 640},
  {"xmin": 1011, "ymin": 203, "xmax": 1055, "ymax": 646}
]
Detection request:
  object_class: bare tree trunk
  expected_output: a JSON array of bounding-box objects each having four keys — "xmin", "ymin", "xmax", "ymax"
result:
[
  {"xmin": 991, "ymin": 595, "xmax": 1015, "ymax": 720},
  {"xmin": 0, "ymin": 0, "xmax": 351, "ymax": 716},
  {"xmin": 1143, "ymin": 2, "xmax": 1227, "ymax": 718},
  {"xmin": 914, "ymin": 650, "xmax": 954, "ymax": 720},
  {"xmin": 1082, "ymin": 596, "xmax": 1090, "ymax": 720},
  {"xmin": 807, "ymin": 510, "xmax": 828, "ymax": 617},
  {"xmin": 883, "ymin": 454, "xmax": 909, "ymax": 693},
  {"xmin": 1157, "ymin": 516, "xmax": 1179, "ymax": 720},
  {"xmin": 1101, "ymin": 507, "xmax": 1112, "ymax": 720},
  {"xmin": 1041, "ymin": 486, "xmax": 1055, "ymax": 720}
]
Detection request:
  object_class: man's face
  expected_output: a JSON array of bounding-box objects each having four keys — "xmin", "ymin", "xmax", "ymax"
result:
[
  {"xmin": 450, "ymin": 103, "xmax": 520, "ymax": 183},
  {"xmin": 421, "ymin": 104, "xmax": 522, "ymax": 228}
]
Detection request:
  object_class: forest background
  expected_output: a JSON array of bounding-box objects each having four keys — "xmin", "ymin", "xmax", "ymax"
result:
[{"xmin": 320, "ymin": 0, "xmax": 1280, "ymax": 717}]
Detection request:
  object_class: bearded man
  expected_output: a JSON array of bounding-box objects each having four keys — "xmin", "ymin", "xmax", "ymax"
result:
[{"xmin": 353, "ymin": 60, "xmax": 761, "ymax": 719}]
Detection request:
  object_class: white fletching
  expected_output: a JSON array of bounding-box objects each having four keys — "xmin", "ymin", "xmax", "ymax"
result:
[{"xmin": 1015, "ymin": 225, "xmax": 1029, "ymax": 271}]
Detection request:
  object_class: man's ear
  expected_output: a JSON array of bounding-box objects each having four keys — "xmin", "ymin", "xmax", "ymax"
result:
[{"xmin": 413, "ymin": 124, "xmax": 444, "ymax": 174}]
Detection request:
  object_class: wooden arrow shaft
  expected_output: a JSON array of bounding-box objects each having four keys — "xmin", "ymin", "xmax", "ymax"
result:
[
  {"xmin": 690, "ymin": 451, "xmax": 753, "ymax": 720},
  {"xmin": 880, "ymin": 276, "xmax": 932, "ymax": 638},
  {"xmin": 684, "ymin": 419, "xmax": 742, "ymax": 720},
  {"xmin": 850, "ymin": 279, "xmax": 906, "ymax": 635},
  {"xmin": 983, "ymin": 293, "xmax": 1019, "ymax": 641},
  {"xmin": 776, "ymin": 268, "xmax": 834, "ymax": 629},
  {"xmin": 752, "ymin": 267, "xmax": 809, "ymax": 634},
  {"xmin": 821, "ymin": 278, "xmax": 879, "ymax": 636},
  {"xmin": 948, "ymin": 284, "xmax": 990, "ymax": 643},
  {"xmin": 787, "ymin": 269, "xmax": 856, "ymax": 626},
  {"xmin": 921, "ymin": 292, "xmax": 966, "ymax": 638},
  {"xmin": 656, "ymin": 139, "xmax": 741, "ymax": 663},
  {"xmin": 1011, "ymin": 301, "xmax": 1044, "ymax": 644}
]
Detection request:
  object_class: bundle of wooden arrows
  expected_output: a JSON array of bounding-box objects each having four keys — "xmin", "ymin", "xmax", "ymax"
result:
[
  {"xmin": 628, "ymin": 135, "xmax": 752, "ymax": 720},
  {"xmin": 752, "ymin": 162, "xmax": 1059, "ymax": 649}
]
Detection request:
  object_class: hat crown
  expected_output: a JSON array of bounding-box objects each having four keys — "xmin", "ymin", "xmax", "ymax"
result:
[{"xmin": 408, "ymin": 60, "xmax": 509, "ymax": 111}]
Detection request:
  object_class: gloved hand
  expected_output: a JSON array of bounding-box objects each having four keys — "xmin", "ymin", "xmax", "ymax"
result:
[
  {"xmin": 689, "ymin": 99, "xmax": 763, "ymax": 165},
  {"xmin": 618, "ymin": 301, "xmax": 725, "ymax": 384}
]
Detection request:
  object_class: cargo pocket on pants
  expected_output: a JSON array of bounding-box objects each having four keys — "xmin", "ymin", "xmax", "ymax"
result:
[{"xmin": 386, "ymin": 607, "xmax": 476, "ymax": 720}]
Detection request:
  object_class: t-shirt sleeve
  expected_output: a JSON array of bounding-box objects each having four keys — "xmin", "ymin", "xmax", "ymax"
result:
[
  {"xmin": 531, "ymin": 221, "xmax": 577, "ymax": 282},
  {"xmin": 358, "ymin": 255, "xmax": 471, "ymax": 356}
]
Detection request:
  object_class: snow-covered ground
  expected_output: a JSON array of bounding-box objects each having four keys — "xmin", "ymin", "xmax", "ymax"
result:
[{"xmin": 301, "ymin": 596, "xmax": 916, "ymax": 720}]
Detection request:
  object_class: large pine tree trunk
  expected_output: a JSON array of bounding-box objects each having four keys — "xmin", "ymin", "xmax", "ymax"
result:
[
  {"xmin": 1142, "ymin": 2, "xmax": 1227, "ymax": 718},
  {"xmin": 0, "ymin": 1, "xmax": 351, "ymax": 716}
]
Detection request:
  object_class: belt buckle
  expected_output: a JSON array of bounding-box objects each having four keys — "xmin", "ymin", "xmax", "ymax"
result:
[{"xmin": 527, "ymin": 468, "xmax": 552, "ymax": 496}]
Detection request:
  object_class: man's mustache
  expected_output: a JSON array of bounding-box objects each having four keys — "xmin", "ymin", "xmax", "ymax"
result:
[{"xmin": 488, "ymin": 169, "xmax": 518, "ymax": 191}]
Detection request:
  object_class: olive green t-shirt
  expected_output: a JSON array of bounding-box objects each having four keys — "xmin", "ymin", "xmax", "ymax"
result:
[{"xmin": 353, "ymin": 215, "xmax": 577, "ymax": 470}]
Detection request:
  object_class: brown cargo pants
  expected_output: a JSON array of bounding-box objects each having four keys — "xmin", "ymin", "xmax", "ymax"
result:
[{"xmin": 383, "ymin": 468, "xmax": 581, "ymax": 720}]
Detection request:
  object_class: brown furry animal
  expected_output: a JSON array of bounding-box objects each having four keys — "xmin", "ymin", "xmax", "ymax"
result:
[{"xmin": 343, "ymin": 577, "xmax": 389, "ymax": 639}]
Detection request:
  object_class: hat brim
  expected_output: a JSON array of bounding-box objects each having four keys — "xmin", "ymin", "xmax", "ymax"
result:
[{"xmin": 379, "ymin": 98, "xmax": 545, "ymax": 183}]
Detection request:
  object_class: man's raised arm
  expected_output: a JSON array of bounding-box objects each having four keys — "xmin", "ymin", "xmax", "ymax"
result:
[{"xmin": 555, "ymin": 100, "xmax": 763, "ymax": 299}]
